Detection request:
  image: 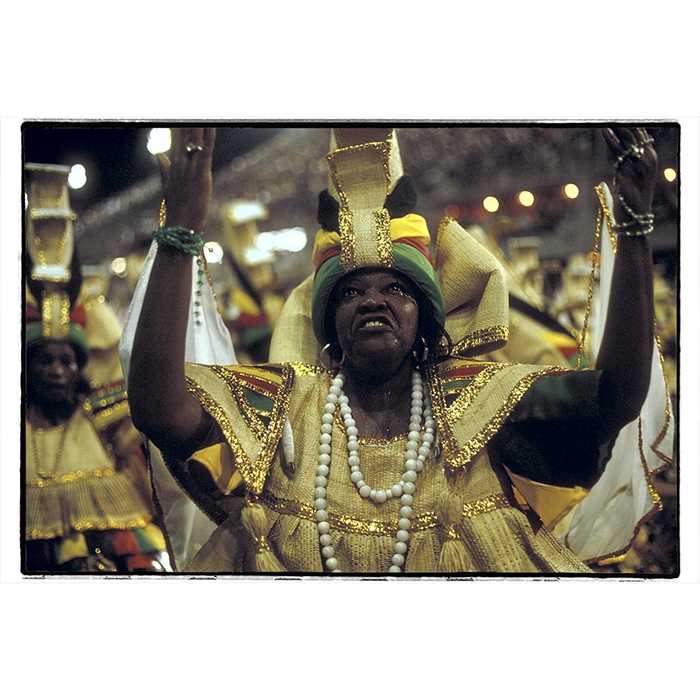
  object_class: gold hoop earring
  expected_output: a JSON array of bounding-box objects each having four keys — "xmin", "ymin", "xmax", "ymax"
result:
[
  {"xmin": 320, "ymin": 343, "xmax": 345, "ymax": 371},
  {"xmin": 412, "ymin": 336, "xmax": 429, "ymax": 365}
]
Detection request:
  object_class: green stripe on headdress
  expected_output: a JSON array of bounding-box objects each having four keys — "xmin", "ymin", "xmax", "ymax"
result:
[{"xmin": 311, "ymin": 242, "xmax": 445, "ymax": 346}]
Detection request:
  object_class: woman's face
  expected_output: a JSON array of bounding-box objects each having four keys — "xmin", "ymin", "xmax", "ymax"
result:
[
  {"xmin": 28, "ymin": 341, "xmax": 80, "ymax": 405},
  {"xmin": 332, "ymin": 269, "xmax": 419, "ymax": 376}
]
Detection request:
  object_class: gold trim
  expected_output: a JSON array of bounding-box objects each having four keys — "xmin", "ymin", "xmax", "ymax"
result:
[
  {"xmin": 186, "ymin": 376, "xmax": 256, "ymax": 488},
  {"xmin": 445, "ymin": 364, "xmax": 503, "ymax": 426},
  {"xmin": 28, "ymin": 466, "xmax": 116, "ymax": 489},
  {"xmin": 327, "ymin": 140, "xmax": 392, "ymax": 195},
  {"xmin": 211, "ymin": 366, "xmax": 268, "ymax": 441},
  {"xmin": 650, "ymin": 331, "xmax": 674, "ymax": 468},
  {"xmin": 452, "ymin": 326, "xmax": 509, "ymax": 355},
  {"xmin": 259, "ymin": 491, "xmax": 513, "ymax": 537},
  {"xmin": 91, "ymin": 401, "xmax": 130, "ymax": 430},
  {"xmin": 332, "ymin": 407, "xmax": 409, "ymax": 445},
  {"xmin": 462, "ymin": 493, "xmax": 511, "ymax": 518},
  {"xmin": 429, "ymin": 362, "xmax": 568, "ymax": 471},
  {"xmin": 253, "ymin": 364, "xmax": 295, "ymax": 493},
  {"xmin": 290, "ymin": 362, "xmax": 328, "ymax": 377},
  {"xmin": 374, "ymin": 208, "xmax": 393, "ymax": 267},
  {"xmin": 27, "ymin": 515, "xmax": 152, "ymax": 541},
  {"xmin": 581, "ymin": 416, "xmax": 666, "ymax": 567},
  {"xmin": 338, "ymin": 207, "xmax": 355, "ymax": 272},
  {"xmin": 186, "ymin": 365, "xmax": 295, "ymax": 495}
]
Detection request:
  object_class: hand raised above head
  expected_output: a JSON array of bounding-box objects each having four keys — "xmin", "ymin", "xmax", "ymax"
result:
[
  {"xmin": 602, "ymin": 126, "xmax": 658, "ymax": 229},
  {"xmin": 159, "ymin": 126, "xmax": 216, "ymax": 232}
]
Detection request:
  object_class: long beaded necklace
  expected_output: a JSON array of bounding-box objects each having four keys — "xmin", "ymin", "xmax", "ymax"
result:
[
  {"xmin": 314, "ymin": 369, "xmax": 435, "ymax": 574},
  {"xmin": 30, "ymin": 419, "xmax": 70, "ymax": 480}
]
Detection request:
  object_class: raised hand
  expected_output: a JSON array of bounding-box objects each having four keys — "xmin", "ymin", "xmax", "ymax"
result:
[
  {"xmin": 157, "ymin": 127, "xmax": 216, "ymax": 232},
  {"xmin": 602, "ymin": 126, "xmax": 658, "ymax": 232}
]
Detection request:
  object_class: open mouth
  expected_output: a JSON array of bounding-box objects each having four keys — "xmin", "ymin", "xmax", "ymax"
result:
[{"xmin": 355, "ymin": 315, "xmax": 394, "ymax": 332}]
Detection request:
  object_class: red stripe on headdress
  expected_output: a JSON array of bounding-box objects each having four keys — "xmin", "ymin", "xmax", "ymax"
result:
[{"xmin": 70, "ymin": 305, "xmax": 87, "ymax": 328}]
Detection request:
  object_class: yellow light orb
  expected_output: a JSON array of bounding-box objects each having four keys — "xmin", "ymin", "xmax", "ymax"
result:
[
  {"xmin": 483, "ymin": 196, "xmax": 500, "ymax": 213},
  {"xmin": 564, "ymin": 183, "xmax": 580, "ymax": 199},
  {"xmin": 518, "ymin": 191, "xmax": 535, "ymax": 207},
  {"xmin": 111, "ymin": 257, "xmax": 127, "ymax": 276},
  {"xmin": 664, "ymin": 167, "xmax": 677, "ymax": 183}
]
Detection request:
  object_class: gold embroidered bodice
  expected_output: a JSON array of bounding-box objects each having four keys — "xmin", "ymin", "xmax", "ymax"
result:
[{"xmin": 184, "ymin": 362, "xmax": 590, "ymax": 574}]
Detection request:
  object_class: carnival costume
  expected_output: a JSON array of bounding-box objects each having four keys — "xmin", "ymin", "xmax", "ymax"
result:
[
  {"xmin": 24, "ymin": 164, "xmax": 167, "ymax": 573},
  {"xmin": 121, "ymin": 129, "xmax": 673, "ymax": 573}
]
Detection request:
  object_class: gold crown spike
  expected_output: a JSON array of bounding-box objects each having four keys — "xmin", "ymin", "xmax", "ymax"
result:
[
  {"xmin": 25, "ymin": 163, "xmax": 76, "ymax": 284},
  {"xmin": 326, "ymin": 128, "xmax": 404, "ymax": 272}
]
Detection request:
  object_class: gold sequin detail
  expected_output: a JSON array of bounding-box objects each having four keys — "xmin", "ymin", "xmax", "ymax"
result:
[
  {"xmin": 90, "ymin": 400, "xmax": 130, "ymax": 430},
  {"xmin": 462, "ymin": 493, "xmax": 511, "ymax": 518},
  {"xmin": 186, "ymin": 377, "xmax": 256, "ymax": 489},
  {"xmin": 452, "ymin": 326, "xmax": 509, "ymax": 356},
  {"xmin": 59, "ymin": 294, "xmax": 70, "ymax": 334},
  {"xmin": 326, "ymin": 139, "xmax": 392, "ymax": 196},
  {"xmin": 429, "ymin": 362, "xmax": 568, "ymax": 471},
  {"xmin": 40, "ymin": 294, "xmax": 52, "ymax": 338},
  {"xmin": 374, "ymin": 208, "xmax": 393, "ymax": 267},
  {"xmin": 211, "ymin": 366, "xmax": 268, "ymax": 441},
  {"xmin": 327, "ymin": 139, "xmax": 394, "ymax": 273},
  {"xmin": 595, "ymin": 184, "xmax": 618, "ymax": 255},
  {"xmin": 332, "ymin": 407, "xmax": 408, "ymax": 445},
  {"xmin": 576, "ymin": 191, "xmax": 604, "ymax": 369},
  {"xmin": 650, "ymin": 331, "xmax": 674, "ymax": 468},
  {"xmin": 259, "ymin": 491, "xmax": 512, "ymax": 537},
  {"xmin": 186, "ymin": 365, "xmax": 295, "ymax": 495},
  {"xmin": 582, "ymin": 417, "xmax": 664, "ymax": 565},
  {"xmin": 338, "ymin": 207, "xmax": 355, "ymax": 272},
  {"xmin": 28, "ymin": 466, "xmax": 116, "ymax": 489},
  {"xmin": 289, "ymin": 362, "xmax": 328, "ymax": 377},
  {"xmin": 27, "ymin": 516, "xmax": 151, "ymax": 541},
  {"xmin": 445, "ymin": 364, "xmax": 503, "ymax": 426},
  {"xmin": 159, "ymin": 198, "xmax": 167, "ymax": 228}
]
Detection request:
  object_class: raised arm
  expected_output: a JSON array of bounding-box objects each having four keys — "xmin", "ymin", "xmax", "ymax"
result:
[
  {"xmin": 596, "ymin": 126, "xmax": 657, "ymax": 440},
  {"xmin": 129, "ymin": 127, "xmax": 217, "ymax": 458}
]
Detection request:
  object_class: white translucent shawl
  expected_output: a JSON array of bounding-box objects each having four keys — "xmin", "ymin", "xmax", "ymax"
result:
[
  {"xmin": 119, "ymin": 242, "xmax": 236, "ymax": 571},
  {"xmin": 555, "ymin": 183, "xmax": 674, "ymax": 562}
]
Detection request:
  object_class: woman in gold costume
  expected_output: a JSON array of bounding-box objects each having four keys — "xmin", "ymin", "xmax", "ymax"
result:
[
  {"xmin": 127, "ymin": 126, "xmax": 666, "ymax": 574},
  {"xmin": 24, "ymin": 162, "xmax": 168, "ymax": 574}
]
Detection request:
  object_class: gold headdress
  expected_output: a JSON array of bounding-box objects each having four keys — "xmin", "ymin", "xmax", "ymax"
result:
[
  {"xmin": 269, "ymin": 128, "xmax": 510, "ymax": 363},
  {"xmin": 25, "ymin": 163, "xmax": 87, "ymax": 357}
]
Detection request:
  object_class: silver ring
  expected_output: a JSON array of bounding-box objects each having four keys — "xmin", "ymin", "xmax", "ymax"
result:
[{"xmin": 185, "ymin": 142, "xmax": 204, "ymax": 154}]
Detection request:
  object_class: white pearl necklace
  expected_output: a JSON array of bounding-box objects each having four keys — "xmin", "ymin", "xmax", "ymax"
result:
[{"xmin": 314, "ymin": 370, "xmax": 435, "ymax": 574}]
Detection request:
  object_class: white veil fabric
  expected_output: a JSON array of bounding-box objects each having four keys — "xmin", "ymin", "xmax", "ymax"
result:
[
  {"xmin": 554, "ymin": 183, "xmax": 674, "ymax": 562},
  {"xmin": 119, "ymin": 241, "xmax": 237, "ymax": 571}
]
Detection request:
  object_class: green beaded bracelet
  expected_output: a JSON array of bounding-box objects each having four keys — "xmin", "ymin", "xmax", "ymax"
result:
[{"xmin": 154, "ymin": 226, "xmax": 204, "ymax": 256}]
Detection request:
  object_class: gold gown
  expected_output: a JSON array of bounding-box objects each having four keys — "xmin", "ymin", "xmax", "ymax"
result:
[{"xmin": 181, "ymin": 359, "xmax": 594, "ymax": 574}]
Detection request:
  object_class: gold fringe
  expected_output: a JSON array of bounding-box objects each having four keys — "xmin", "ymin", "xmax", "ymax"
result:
[{"xmin": 26, "ymin": 469, "xmax": 153, "ymax": 540}]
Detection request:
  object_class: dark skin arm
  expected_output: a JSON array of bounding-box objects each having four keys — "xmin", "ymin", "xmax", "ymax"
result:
[
  {"xmin": 128, "ymin": 127, "xmax": 217, "ymax": 458},
  {"xmin": 595, "ymin": 126, "xmax": 657, "ymax": 441}
]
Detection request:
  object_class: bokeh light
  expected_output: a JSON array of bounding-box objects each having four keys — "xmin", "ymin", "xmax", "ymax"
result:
[
  {"xmin": 68, "ymin": 163, "xmax": 87, "ymax": 190},
  {"xmin": 147, "ymin": 128, "xmax": 172, "ymax": 155},
  {"xmin": 518, "ymin": 190, "xmax": 535, "ymax": 207},
  {"xmin": 483, "ymin": 196, "xmax": 499, "ymax": 213},
  {"xmin": 564, "ymin": 183, "xmax": 580, "ymax": 199}
]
